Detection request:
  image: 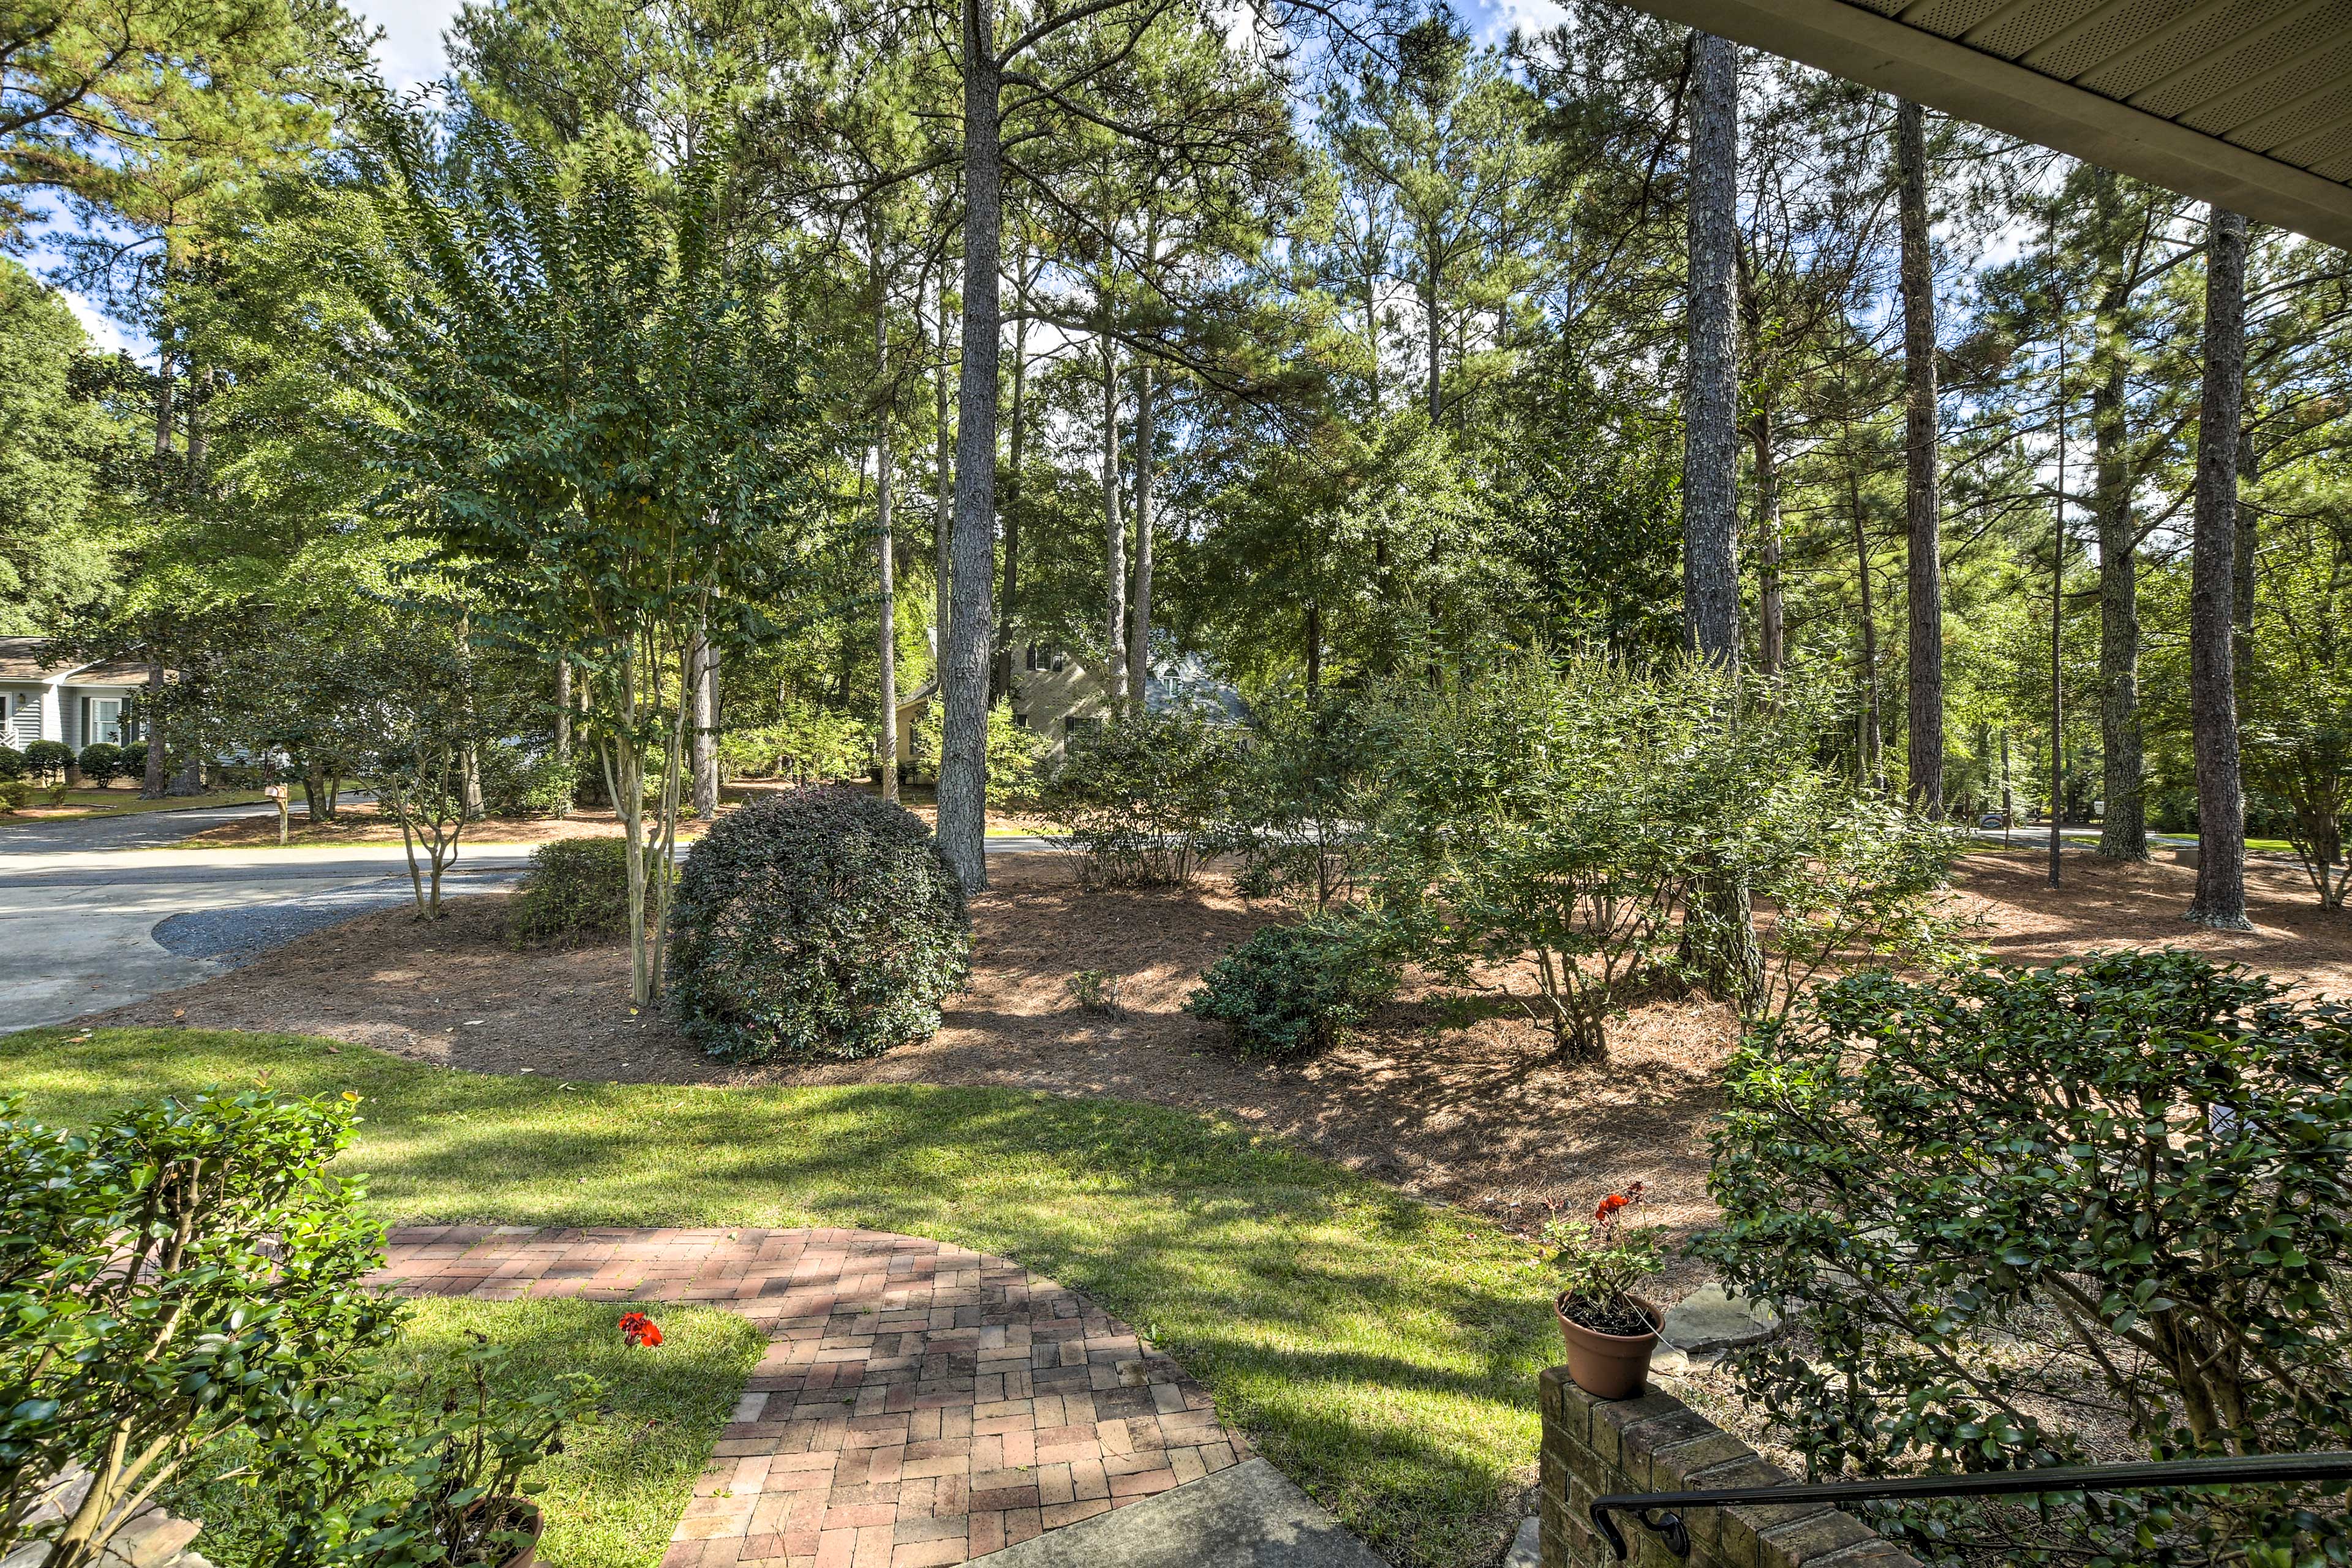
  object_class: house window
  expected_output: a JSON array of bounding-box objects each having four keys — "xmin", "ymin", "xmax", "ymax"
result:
[
  {"xmin": 1066, "ymin": 715, "xmax": 1102, "ymax": 740},
  {"xmin": 1024, "ymin": 643, "xmax": 1038, "ymax": 672},
  {"xmin": 1050, "ymin": 649, "xmax": 1066, "ymax": 673},
  {"xmin": 86, "ymin": 698, "xmax": 124, "ymax": 745},
  {"xmin": 1012, "ymin": 709, "xmax": 1029, "ymax": 729}
]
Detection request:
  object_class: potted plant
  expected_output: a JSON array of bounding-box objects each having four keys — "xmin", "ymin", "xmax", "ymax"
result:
[
  {"xmin": 1545, "ymin": 1183, "xmax": 1664, "ymax": 1400},
  {"xmin": 386, "ymin": 1338, "xmax": 599, "ymax": 1568}
]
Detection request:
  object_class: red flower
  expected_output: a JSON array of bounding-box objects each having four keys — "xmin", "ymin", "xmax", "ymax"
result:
[
  {"xmin": 1594, "ymin": 1182, "xmax": 1648, "ymax": 1226},
  {"xmin": 619, "ymin": 1311, "xmax": 664, "ymax": 1348}
]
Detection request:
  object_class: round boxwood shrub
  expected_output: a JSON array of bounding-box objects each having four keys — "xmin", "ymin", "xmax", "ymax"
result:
[
  {"xmin": 507, "ymin": 836, "xmax": 642, "ymax": 947},
  {"xmin": 0, "ymin": 743, "xmax": 22, "ymax": 780},
  {"xmin": 666, "ymin": 785, "xmax": 970, "ymax": 1061},
  {"xmin": 21, "ymin": 739, "xmax": 73, "ymax": 785},
  {"xmin": 77, "ymin": 741, "xmax": 124, "ymax": 786},
  {"xmin": 1185, "ymin": 918, "xmax": 1399, "ymax": 1059}
]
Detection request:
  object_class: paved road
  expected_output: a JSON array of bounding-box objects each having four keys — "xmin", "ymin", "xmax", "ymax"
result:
[{"xmin": 2, "ymin": 811, "xmax": 1065, "ymax": 1035}]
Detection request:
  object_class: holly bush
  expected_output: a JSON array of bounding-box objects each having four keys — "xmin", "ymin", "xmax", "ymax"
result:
[
  {"xmin": 507, "ymin": 837, "xmax": 642, "ymax": 948},
  {"xmin": 666, "ymin": 786, "xmax": 969, "ymax": 1061},
  {"xmin": 1697, "ymin": 951, "xmax": 2352, "ymax": 1566},
  {"xmin": 1185, "ymin": 918, "xmax": 1397, "ymax": 1058},
  {"xmin": 0, "ymin": 1090, "xmax": 401, "ymax": 1568}
]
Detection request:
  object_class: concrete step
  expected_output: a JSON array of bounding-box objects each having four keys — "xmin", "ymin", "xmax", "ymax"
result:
[{"xmin": 969, "ymin": 1459, "xmax": 1391, "ymax": 1567}]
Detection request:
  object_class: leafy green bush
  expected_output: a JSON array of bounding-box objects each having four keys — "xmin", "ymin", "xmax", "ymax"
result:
[
  {"xmin": 1226, "ymin": 692, "xmax": 1372, "ymax": 910},
  {"xmin": 20, "ymin": 740, "xmax": 72, "ymax": 785},
  {"xmin": 0, "ymin": 1089, "xmax": 401, "ymax": 1568},
  {"xmin": 714, "ymin": 704, "xmax": 868, "ymax": 783},
  {"xmin": 1698, "ymin": 951, "xmax": 2352, "ymax": 1566},
  {"xmin": 508, "ymin": 837, "xmax": 644, "ymax": 947},
  {"xmin": 667, "ymin": 786, "xmax": 969, "ymax": 1061},
  {"xmin": 479, "ymin": 748, "xmax": 578, "ymax": 820},
  {"xmin": 1367, "ymin": 655, "xmax": 1959, "ymax": 1060},
  {"xmin": 75, "ymin": 743, "xmax": 123, "ymax": 786},
  {"xmin": 120, "ymin": 742, "xmax": 146, "ymax": 780},
  {"xmin": 1040, "ymin": 709, "xmax": 1242, "ymax": 888},
  {"xmin": 1185, "ymin": 919, "xmax": 1398, "ymax": 1058},
  {"xmin": 0, "ymin": 744, "xmax": 22, "ymax": 780},
  {"xmin": 987, "ymin": 703, "xmax": 1049, "ymax": 805},
  {"xmin": 0, "ymin": 780, "xmax": 26, "ymax": 814}
]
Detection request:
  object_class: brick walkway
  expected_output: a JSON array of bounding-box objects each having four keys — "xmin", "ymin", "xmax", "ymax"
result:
[{"xmin": 371, "ymin": 1226, "xmax": 1250, "ymax": 1568}]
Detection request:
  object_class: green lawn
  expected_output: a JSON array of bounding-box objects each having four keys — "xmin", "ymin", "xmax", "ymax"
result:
[
  {"xmin": 170, "ymin": 1298, "xmax": 766, "ymax": 1568},
  {"xmin": 5, "ymin": 1028, "xmax": 1555, "ymax": 1568},
  {"xmin": 0, "ymin": 788, "xmax": 270, "ymax": 824}
]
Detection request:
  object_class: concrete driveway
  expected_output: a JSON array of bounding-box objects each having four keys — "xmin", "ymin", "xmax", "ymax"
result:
[
  {"xmin": 2, "ymin": 806, "xmax": 1063, "ymax": 1035},
  {"xmin": 2, "ymin": 821, "xmax": 538, "ymax": 1033}
]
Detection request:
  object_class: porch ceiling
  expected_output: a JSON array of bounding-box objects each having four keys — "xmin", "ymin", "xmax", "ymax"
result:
[{"xmin": 1640, "ymin": 0, "xmax": 2352, "ymax": 250}]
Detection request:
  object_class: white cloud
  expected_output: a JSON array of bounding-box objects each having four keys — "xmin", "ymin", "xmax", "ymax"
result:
[
  {"xmin": 1464, "ymin": 0, "xmax": 1569, "ymax": 44},
  {"xmin": 352, "ymin": 0, "xmax": 466, "ymax": 89},
  {"xmin": 64, "ymin": 293, "xmax": 143, "ymax": 359}
]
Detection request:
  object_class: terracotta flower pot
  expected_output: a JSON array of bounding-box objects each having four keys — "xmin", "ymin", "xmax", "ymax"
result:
[
  {"xmin": 470, "ymin": 1498, "xmax": 544, "ymax": 1568},
  {"xmin": 1555, "ymin": 1294, "xmax": 1662, "ymax": 1401}
]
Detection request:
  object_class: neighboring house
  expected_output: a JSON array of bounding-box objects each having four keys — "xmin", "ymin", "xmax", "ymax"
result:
[
  {"xmin": 894, "ymin": 644, "xmax": 1246, "ymax": 770},
  {"xmin": 0, "ymin": 638, "xmax": 156, "ymax": 753}
]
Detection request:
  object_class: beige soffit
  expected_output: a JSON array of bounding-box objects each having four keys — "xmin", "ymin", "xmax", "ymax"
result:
[{"xmin": 1638, "ymin": 0, "xmax": 2352, "ymax": 251}]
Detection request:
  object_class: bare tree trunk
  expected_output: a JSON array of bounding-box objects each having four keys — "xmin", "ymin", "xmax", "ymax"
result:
[
  {"xmin": 1851, "ymin": 457, "xmax": 1883, "ymax": 792},
  {"xmin": 934, "ymin": 279, "xmax": 954, "ymax": 692},
  {"xmin": 1898, "ymin": 99, "xmax": 1943, "ymax": 813},
  {"xmin": 994, "ymin": 260, "xmax": 1030, "ymax": 702},
  {"xmin": 1131, "ymin": 361, "xmax": 1155, "ymax": 710},
  {"xmin": 554, "ymin": 656, "xmax": 572, "ymax": 764},
  {"xmin": 691, "ymin": 636, "xmax": 718, "ymax": 818},
  {"xmin": 2187, "ymin": 207, "xmax": 2252, "ymax": 930},
  {"xmin": 938, "ymin": 0, "xmax": 1001, "ymax": 891},
  {"xmin": 2233, "ymin": 424, "xmax": 2258, "ymax": 668},
  {"xmin": 1305, "ymin": 604, "xmax": 1321, "ymax": 698},
  {"xmin": 2084, "ymin": 165, "xmax": 2146, "ymax": 861},
  {"xmin": 875, "ymin": 299, "xmax": 899, "ymax": 804},
  {"xmin": 141, "ymin": 660, "xmax": 166, "ymax": 799},
  {"xmin": 1749, "ymin": 402, "xmax": 1783, "ymax": 676},
  {"xmin": 2050, "ymin": 313, "xmax": 2070, "ymax": 889},
  {"xmin": 1682, "ymin": 31, "xmax": 1741, "ymax": 668},
  {"xmin": 1102, "ymin": 339, "xmax": 1128, "ymax": 704}
]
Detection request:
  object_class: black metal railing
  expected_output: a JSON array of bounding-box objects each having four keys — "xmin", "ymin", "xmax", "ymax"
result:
[{"xmin": 1589, "ymin": 1450, "xmax": 2352, "ymax": 1561}]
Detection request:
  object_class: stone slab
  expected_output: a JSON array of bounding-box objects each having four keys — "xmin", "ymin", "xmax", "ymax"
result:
[
  {"xmin": 965, "ymin": 1458, "xmax": 1389, "ymax": 1567},
  {"xmin": 1660, "ymin": 1284, "xmax": 1780, "ymax": 1354}
]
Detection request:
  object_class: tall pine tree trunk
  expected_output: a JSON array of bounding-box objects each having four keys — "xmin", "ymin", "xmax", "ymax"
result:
[
  {"xmin": 1682, "ymin": 31, "xmax": 1741, "ymax": 668},
  {"xmin": 1678, "ymin": 29, "xmax": 1758, "ymax": 1011},
  {"xmin": 994, "ymin": 263, "xmax": 1029, "ymax": 702},
  {"xmin": 2187, "ymin": 207, "xmax": 2252, "ymax": 930},
  {"xmin": 1102, "ymin": 338, "xmax": 1128, "ymax": 703},
  {"xmin": 2089, "ymin": 167, "xmax": 2147, "ymax": 861},
  {"xmin": 1131, "ymin": 361, "xmax": 1155, "ymax": 709},
  {"xmin": 554, "ymin": 656, "xmax": 572, "ymax": 765},
  {"xmin": 1752, "ymin": 403, "xmax": 1783, "ymax": 675},
  {"xmin": 938, "ymin": 0, "xmax": 1001, "ymax": 891},
  {"xmin": 934, "ymin": 279, "xmax": 954, "ymax": 692},
  {"xmin": 1898, "ymin": 99, "xmax": 1943, "ymax": 812},
  {"xmin": 875, "ymin": 324, "xmax": 898, "ymax": 804}
]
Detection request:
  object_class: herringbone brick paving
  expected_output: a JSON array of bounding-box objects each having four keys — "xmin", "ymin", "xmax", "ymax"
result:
[{"xmin": 371, "ymin": 1226, "xmax": 1248, "ymax": 1568}]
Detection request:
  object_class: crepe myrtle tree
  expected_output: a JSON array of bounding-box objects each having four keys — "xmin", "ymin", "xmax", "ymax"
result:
[{"xmin": 349, "ymin": 107, "xmax": 846, "ymax": 1003}]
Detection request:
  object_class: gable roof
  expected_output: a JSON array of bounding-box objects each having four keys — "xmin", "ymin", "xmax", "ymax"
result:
[{"xmin": 0, "ymin": 638, "xmax": 160, "ymax": 685}]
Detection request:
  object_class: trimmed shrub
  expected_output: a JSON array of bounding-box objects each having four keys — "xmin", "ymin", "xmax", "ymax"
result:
[
  {"xmin": 507, "ymin": 837, "xmax": 639, "ymax": 946},
  {"xmin": 0, "ymin": 744, "xmax": 21, "ymax": 780},
  {"xmin": 1699, "ymin": 951, "xmax": 2352, "ymax": 1564},
  {"xmin": 75, "ymin": 741, "xmax": 123, "ymax": 786},
  {"xmin": 667, "ymin": 785, "xmax": 969, "ymax": 1061},
  {"xmin": 1039, "ymin": 709, "xmax": 1242, "ymax": 888},
  {"xmin": 121, "ymin": 741, "xmax": 146, "ymax": 779},
  {"xmin": 0, "ymin": 778, "xmax": 28, "ymax": 813},
  {"xmin": 480, "ymin": 747, "xmax": 578, "ymax": 820},
  {"xmin": 21, "ymin": 739, "xmax": 72, "ymax": 785},
  {"xmin": 1185, "ymin": 919, "xmax": 1398, "ymax": 1059}
]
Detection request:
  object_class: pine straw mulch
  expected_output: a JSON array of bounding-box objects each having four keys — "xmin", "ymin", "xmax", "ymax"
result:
[{"xmin": 83, "ymin": 846, "xmax": 2348, "ymax": 1260}]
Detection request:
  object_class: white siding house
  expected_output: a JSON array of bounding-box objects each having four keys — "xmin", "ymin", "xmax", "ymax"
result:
[{"xmin": 0, "ymin": 638, "xmax": 156, "ymax": 754}]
